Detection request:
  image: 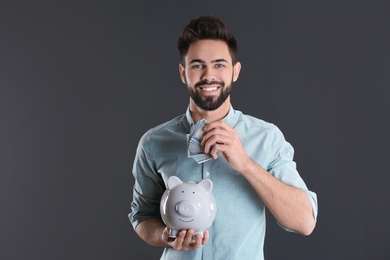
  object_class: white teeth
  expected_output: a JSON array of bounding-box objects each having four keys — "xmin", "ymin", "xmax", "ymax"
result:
[{"xmin": 203, "ymin": 87, "xmax": 217, "ymax": 91}]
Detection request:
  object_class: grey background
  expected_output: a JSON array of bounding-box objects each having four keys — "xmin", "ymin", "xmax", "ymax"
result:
[{"xmin": 1, "ymin": 0, "xmax": 389, "ymax": 259}]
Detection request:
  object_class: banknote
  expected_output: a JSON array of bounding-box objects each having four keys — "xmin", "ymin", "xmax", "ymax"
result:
[{"xmin": 187, "ymin": 119, "xmax": 213, "ymax": 164}]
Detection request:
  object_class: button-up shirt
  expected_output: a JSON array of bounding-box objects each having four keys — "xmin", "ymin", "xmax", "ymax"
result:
[{"xmin": 129, "ymin": 106, "xmax": 318, "ymax": 260}]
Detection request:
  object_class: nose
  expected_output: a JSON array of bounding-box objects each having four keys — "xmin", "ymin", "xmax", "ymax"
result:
[
  {"xmin": 201, "ymin": 67, "xmax": 216, "ymax": 82},
  {"xmin": 176, "ymin": 201, "xmax": 198, "ymax": 217}
]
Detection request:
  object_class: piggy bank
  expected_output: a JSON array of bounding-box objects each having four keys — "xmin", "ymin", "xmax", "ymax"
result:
[{"xmin": 160, "ymin": 176, "xmax": 217, "ymax": 238}]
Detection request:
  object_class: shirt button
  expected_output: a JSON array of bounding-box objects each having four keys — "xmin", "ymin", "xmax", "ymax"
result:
[{"xmin": 205, "ymin": 172, "xmax": 210, "ymax": 177}]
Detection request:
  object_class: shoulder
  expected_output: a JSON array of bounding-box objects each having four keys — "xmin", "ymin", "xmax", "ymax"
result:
[
  {"xmin": 232, "ymin": 110, "xmax": 289, "ymax": 147},
  {"xmin": 138, "ymin": 114, "xmax": 186, "ymax": 144},
  {"xmin": 234, "ymin": 109, "xmax": 280, "ymax": 132}
]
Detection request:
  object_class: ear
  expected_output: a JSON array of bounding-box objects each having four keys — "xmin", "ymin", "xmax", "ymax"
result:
[
  {"xmin": 179, "ymin": 63, "xmax": 186, "ymax": 84},
  {"xmin": 198, "ymin": 179, "xmax": 213, "ymax": 193},
  {"xmin": 168, "ymin": 176, "xmax": 183, "ymax": 190},
  {"xmin": 232, "ymin": 62, "xmax": 241, "ymax": 82}
]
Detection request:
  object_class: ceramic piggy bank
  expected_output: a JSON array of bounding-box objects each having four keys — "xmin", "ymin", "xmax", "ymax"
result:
[{"xmin": 160, "ymin": 176, "xmax": 217, "ymax": 238}]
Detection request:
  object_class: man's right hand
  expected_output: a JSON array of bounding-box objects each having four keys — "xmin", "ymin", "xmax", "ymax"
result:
[{"xmin": 162, "ymin": 227, "xmax": 209, "ymax": 251}]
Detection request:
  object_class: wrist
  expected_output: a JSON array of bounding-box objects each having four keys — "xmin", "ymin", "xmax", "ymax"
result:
[{"xmin": 240, "ymin": 159, "xmax": 264, "ymax": 177}]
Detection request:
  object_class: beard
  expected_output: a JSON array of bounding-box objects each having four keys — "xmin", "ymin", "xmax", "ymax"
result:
[{"xmin": 187, "ymin": 79, "xmax": 233, "ymax": 111}]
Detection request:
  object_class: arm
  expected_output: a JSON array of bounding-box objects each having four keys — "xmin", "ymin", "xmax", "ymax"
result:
[
  {"xmin": 135, "ymin": 218, "xmax": 167, "ymax": 247},
  {"xmin": 202, "ymin": 121, "xmax": 316, "ymax": 235},
  {"xmin": 135, "ymin": 218, "xmax": 209, "ymax": 251},
  {"xmin": 238, "ymin": 159, "xmax": 315, "ymax": 235},
  {"xmin": 130, "ymin": 136, "xmax": 209, "ymax": 251}
]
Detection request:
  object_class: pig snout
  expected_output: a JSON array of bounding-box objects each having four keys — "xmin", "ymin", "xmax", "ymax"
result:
[{"xmin": 175, "ymin": 201, "xmax": 198, "ymax": 217}]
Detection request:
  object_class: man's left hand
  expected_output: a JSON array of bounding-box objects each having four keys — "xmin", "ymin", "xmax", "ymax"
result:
[{"xmin": 202, "ymin": 121, "xmax": 250, "ymax": 173}]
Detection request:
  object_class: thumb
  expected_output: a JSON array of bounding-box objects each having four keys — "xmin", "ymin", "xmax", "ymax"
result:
[{"xmin": 161, "ymin": 227, "xmax": 171, "ymax": 245}]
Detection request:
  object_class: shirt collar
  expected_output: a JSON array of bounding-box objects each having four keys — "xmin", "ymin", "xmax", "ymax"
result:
[
  {"xmin": 221, "ymin": 105, "xmax": 236, "ymax": 126},
  {"xmin": 185, "ymin": 105, "xmax": 237, "ymax": 128},
  {"xmin": 185, "ymin": 106, "xmax": 195, "ymax": 128}
]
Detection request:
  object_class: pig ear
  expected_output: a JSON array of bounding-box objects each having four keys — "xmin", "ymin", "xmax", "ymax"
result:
[
  {"xmin": 198, "ymin": 179, "xmax": 213, "ymax": 193},
  {"xmin": 167, "ymin": 176, "xmax": 183, "ymax": 190}
]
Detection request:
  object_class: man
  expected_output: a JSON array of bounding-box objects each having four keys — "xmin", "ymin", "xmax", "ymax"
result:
[{"xmin": 129, "ymin": 15, "xmax": 318, "ymax": 259}]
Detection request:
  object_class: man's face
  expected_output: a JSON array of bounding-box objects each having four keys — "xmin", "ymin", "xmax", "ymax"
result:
[{"xmin": 179, "ymin": 40, "xmax": 241, "ymax": 111}]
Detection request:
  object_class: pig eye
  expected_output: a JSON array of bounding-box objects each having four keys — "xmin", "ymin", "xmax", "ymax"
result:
[{"xmin": 180, "ymin": 191, "xmax": 195, "ymax": 194}]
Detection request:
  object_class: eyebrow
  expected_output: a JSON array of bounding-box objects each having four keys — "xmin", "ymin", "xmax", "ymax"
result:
[{"xmin": 189, "ymin": 59, "xmax": 229, "ymax": 64}]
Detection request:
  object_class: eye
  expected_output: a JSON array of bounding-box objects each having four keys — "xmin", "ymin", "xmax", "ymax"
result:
[
  {"xmin": 215, "ymin": 63, "xmax": 225, "ymax": 68},
  {"xmin": 191, "ymin": 64, "xmax": 203, "ymax": 69}
]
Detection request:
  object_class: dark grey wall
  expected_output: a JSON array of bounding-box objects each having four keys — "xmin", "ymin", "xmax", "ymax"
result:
[{"xmin": 1, "ymin": 1, "xmax": 389, "ymax": 259}]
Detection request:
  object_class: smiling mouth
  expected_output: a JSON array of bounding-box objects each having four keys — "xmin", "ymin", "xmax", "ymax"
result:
[
  {"xmin": 195, "ymin": 80, "xmax": 224, "ymax": 91},
  {"xmin": 179, "ymin": 218, "xmax": 194, "ymax": 223},
  {"xmin": 201, "ymin": 86, "xmax": 219, "ymax": 92}
]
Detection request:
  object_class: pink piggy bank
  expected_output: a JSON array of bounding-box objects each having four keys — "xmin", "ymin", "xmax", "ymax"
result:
[{"xmin": 160, "ymin": 176, "xmax": 217, "ymax": 238}]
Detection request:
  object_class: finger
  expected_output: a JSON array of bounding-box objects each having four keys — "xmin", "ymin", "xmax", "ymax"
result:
[
  {"xmin": 182, "ymin": 229, "xmax": 195, "ymax": 251},
  {"xmin": 204, "ymin": 135, "xmax": 231, "ymax": 154},
  {"xmin": 172, "ymin": 230, "xmax": 186, "ymax": 250},
  {"xmin": 209, "ymin": 143, "xmax": 226, "ymax": 159},
  {"xmin": 202, "ymin": 127, "xmax": 233, "ymax": 147},
  {"xmin": 161, "ymin": 227, "xmax": 170, "ymax": 243},
  {"xmin": 202, "ymin": 230, "xmax": 209, "ymax": 245},
  {"xmin": 190, "ymin": 234, "xmax": 203, "ymax": 251}
]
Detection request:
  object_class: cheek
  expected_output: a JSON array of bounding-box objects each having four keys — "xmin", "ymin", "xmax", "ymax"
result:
[{"xmin": 184, "ymin": 74, "xmax": 197, "ymax": 86}]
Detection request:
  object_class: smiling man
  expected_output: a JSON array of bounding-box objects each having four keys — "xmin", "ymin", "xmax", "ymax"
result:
[
  {"xmin": 129, "ymin": 15, "xmax": 318, "ymax": 259},
  {"xmin": 180, "ymin": 39, "xmax": 240, "ymax": 121}
]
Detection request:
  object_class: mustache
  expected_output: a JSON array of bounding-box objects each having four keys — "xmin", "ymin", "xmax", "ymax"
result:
[{"xmin": 194, "ymin": 80, "xmax": 225, "ymax": 88}]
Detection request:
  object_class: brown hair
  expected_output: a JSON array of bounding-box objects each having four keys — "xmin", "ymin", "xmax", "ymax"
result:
[{"xmin": 178, "ymin": 15, "xmax": 238, "ymax": 65}]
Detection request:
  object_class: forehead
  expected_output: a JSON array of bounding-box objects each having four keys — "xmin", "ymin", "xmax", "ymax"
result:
[{"xmin": 185, "ymin": 39, "xmax": 232, "ymax": 64}]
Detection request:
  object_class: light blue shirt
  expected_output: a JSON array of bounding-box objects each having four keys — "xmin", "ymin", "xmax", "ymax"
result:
[{"xmin": 129, "ymin": 106, "xmax": 318, "ymax": 260}]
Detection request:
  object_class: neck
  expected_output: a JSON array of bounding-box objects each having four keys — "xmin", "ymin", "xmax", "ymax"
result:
[{"xmin": 189, "ymin": 97, "xmax": 231, "ymax": 123}]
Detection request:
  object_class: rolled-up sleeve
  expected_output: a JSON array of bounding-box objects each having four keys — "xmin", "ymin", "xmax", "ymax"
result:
[
  {"xmin": 128, "ymin": 132, "xmax": 165, "ymax": 230},
  {"xmin": 267, "ymin": 126, "xmax": 318, "ymax": 231}
]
